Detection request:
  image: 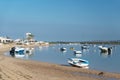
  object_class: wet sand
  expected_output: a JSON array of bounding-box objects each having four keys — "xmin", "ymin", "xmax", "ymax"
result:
[{"xmin": 0, "ymin": 44, "xmax": 120, "ymax": 80}]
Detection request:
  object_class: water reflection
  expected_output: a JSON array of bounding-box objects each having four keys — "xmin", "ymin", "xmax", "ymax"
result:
[
  {"xmin": 100, "ymin": 51, "xmax": 112, "ymax": 58},
  {"xmin": 82, "ymin": 49, "xmax": 89, "ymax": 53},
  {"xmin": 25, "ymin": 47, "xmax": 35, "ymax": 59},
  {"xmin": 60, "ymin": 50, "xmax": 67, "ymax": 53},
  {"xmin": 39, "ymin": 46, "xmax": 49, "ymax": 51},
  {"xmin": 39, "ymin": 46, "xmax": 43, "ymax": 51}
]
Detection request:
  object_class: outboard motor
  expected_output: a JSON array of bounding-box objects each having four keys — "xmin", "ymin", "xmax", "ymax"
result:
[
  {"xmin": 108, "ymin": 47, "xmax": 112, "ymax": 55},
  {"xmin": 10, "ymin": 47, "xmax": 15, "ymax": 57}
]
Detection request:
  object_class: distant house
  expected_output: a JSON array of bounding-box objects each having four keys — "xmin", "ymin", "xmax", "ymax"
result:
[
  {"xmin": 37, "ymin": 41, "xmax": 49, "ymax": 46},
  {"xmin": 14, "ymin": 39, "xmax": 23, "ymax": 45},
  {"xmin": 0, "ymin": 37, "xmax": 13, "ymax": 43}
]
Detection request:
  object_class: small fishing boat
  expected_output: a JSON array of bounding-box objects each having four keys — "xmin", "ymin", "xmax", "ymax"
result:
[
  {"xmin": 10, "ymin": 47, "xmax": 25, "ymax": 58},
  {"xmin": 68, "ymin": 58, "xmax": 89, "ymax": 68},
  {"xmin": 81, "ymin": 45, "xmax": 89, "ymax": 50},
  {"xmin": 60, "ymin": 47, "xmax": 67, "ymax": 52},
  {"xmin": 98, "ymin": 46, "xmax": 112, "ymax": 53},
  {"xmin": 25, "ymin": 48, "xmax": 33, "ymax": 56},
  {"xmin": 75, "ymin": 54, "xmax": 82, "ymax": 57},
  {"xmin": 74, "ymin": 50, "xmax": 82, "ymax": 54},
  {"xmin": 70, "ymin": 47, "xmax": 74, "ymax": 50}
]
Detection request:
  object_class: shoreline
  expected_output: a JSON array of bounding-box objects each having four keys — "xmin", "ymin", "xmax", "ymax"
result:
[{"xmin": 0, "ymin": 44, "xmax": 120, "ymax": 80}]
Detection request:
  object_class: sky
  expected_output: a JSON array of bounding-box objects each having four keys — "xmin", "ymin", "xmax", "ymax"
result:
[{"xmin": 0, "ymin": 0, "xmax": 120, "ymax": 41}]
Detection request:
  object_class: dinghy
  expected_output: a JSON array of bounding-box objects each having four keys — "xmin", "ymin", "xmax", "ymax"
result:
[{"xmin": 68, "ymin": 58, "xmax": 89, "ymax": 68}]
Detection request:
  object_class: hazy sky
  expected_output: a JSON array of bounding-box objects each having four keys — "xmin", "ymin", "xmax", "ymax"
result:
[{"xmin": 0, "ymin": 0, "xmax": 120, "ymax": 41}]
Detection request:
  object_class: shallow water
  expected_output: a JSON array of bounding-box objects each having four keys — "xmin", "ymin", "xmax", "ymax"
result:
[{"xmin": 6, "ymin": 44, "xmax": 120, "ymax": 73}]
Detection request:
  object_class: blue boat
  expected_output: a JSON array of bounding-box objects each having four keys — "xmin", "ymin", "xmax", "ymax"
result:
[
  {"xmin": 68, "ymin": 58, "xmax": 89, "ymax": 68},
  {"xmin": 10, "ymin": 47, "xmax": 25, "ymax": 58}
]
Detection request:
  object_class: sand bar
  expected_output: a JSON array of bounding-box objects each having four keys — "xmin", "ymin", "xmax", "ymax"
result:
[{"xmin": 0, "ymin": 44, "xmax": 120, "ymax": 80}]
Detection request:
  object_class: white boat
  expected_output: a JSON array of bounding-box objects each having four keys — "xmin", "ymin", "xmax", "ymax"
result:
[
  {"xmin": 74, "ymin": 50, "xmax": 82, "ymax": 54},
  {"xmin": 75, "ymin": 54, "xmax": 82, "ymax": 57},
  {"xmin": 98, "ymin": 46, "xmax": 112, "ymax": 53},
  {"xmin": 81, "ymin": 45, "xmax": 89, "ymax": 49},
  {"xmin": 60, "ymin": 47, "xmax": 67, "ymax": 52},
  {"xmin": 10, "ymin": 47, "xmax": 25, "ymax": 58},
  {"xmin": 25, "ymin": 48, "xmax": 33, "ymax": 56},
  {"xmin": 68, "ymin": 58, "xmax": 89, "ymax": 68},
  {"xmin": 14, "ymin": 47, "xmax": 25, "ymax": 58}
]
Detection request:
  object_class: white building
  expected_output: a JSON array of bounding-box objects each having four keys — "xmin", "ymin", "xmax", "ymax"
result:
[
  {"xmin": 0, "ymin": 37, "xmax": 13, "ymax": 43},
  {"xmin": 14, "ymin": 39, "xmax": 24, "ymax": 45}
]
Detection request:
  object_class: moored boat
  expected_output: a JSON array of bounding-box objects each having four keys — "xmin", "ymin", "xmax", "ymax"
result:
[
  {"xmin": 25, "ymin": 48, "xmax": 33, "ymax": 56},
  {"xmin": 74, "ymin": 50, "xmax": 82, "ymax": 54},
  {"xmin": 98, "ymin": 46, "xmax": 112, "ymax": 53},
  {"xmin": 60, "ymin": 47, "xmax": 67, "ymax": 52},
  {"xmin": 10, "ymin": 47, "xmax": 25, "ymax": 58},
  {"xmin": 68, "ymin": 58, "xmax": 89, "ymax": 68},
  {"xmin": 81, "ymin": 45, "xmax": 89, "ymax": 50}
]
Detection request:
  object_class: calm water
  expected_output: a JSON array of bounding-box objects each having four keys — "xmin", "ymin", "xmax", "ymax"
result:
[{"xmin": 6, "ymin": 44, "xmax": 120, "ymax": 73}]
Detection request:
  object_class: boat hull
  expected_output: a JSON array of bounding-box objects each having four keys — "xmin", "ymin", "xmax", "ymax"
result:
[
  {"xmin": 68, "ymin": 58, "xmax": 89, "ymax": 68},
  {"xmin": 15, "ymin": 54, "xmax": 25, "ymax": 58}
]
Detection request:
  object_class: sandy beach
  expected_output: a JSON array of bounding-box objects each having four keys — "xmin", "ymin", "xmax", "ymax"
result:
[{"xmin": 0, "ymin": 44, "xmax": 120, "ymax": 80}]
